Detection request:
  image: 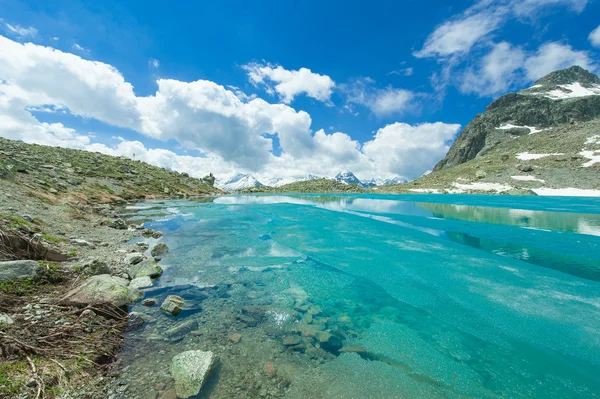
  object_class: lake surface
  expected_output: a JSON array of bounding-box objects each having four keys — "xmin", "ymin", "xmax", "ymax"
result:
[{"xmin": 117, "ymin": 194, "xmax": 600, "ymax": 399}]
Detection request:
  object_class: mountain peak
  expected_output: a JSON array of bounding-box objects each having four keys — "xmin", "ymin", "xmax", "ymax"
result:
[{"xmin": 533, "ymin": 66, "xmax": 600, "ymax": 87}]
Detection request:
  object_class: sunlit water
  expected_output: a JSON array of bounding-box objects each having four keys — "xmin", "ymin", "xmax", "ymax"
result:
[{"xmin": 117, "ymin": 194, "xmax": 600, "ymax": 399}]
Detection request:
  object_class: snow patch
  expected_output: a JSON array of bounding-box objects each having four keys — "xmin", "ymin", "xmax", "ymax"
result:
[
  {"xmin": 451, "ymin": 182, "xmax": 513, "ymax": 193},
  {"xmin": 516, "ymin": 152, "xmax": 563, "ymax": 160},
  {"xmin": 539, "ymin": 82, "xmax": 600, "ymax": 100},
  {"xmin": 496, "ymin": 124, "xmax": 546, "ymax": 134},
  {"xmin": 409, "ymin": 188, "xmax": 441, "ymax": 194},
  {"xmin": 510, "ymin": 175, "xmax": 545, "ymax": 183},
  {"xmin": 585, "ymin": 135, "xmax": 600, "ymax": 145},
  {"xmin": 580, "ymin": 150, "xmax": 600, "ymax": 167},
  {"xmin": 533, "ymin": 188, "xmax": 600, "ymax": 197}
]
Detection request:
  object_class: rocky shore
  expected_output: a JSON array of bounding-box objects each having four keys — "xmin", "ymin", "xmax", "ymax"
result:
[{"xmin": 0, "ymin": 138, "xmax": 220, "ymax": 398}]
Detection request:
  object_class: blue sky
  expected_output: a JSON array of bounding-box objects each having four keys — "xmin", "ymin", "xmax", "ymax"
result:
[{"xmin": 0, "ymin": 0, "xmax": 599, "ymax": 182}]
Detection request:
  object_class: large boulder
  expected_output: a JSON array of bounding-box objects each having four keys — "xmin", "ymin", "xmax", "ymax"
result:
[
  {"xmin": 128, "ymin": 257, "xmax": 163, "ymax": 279},
  {"xmin": 60, "ymin": 274, "xmax": 142, "ymax": 308},
  {"xmin": 0, "ymin": 260, "xmax": 42, "ymax": 282},
  {"xmin": 171, "ymin": 350, "xmax": 216, "ymax": 398}
]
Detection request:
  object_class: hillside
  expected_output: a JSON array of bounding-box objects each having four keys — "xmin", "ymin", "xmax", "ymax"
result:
[
  {"xmin": 0, "ymin": 137, "xmax": 221, "ymax": 205},
  {"xmin": 378, "ymin": 66, "xmax": 600, "ymax": 196},
  {"xmin": 434, "ymin": 66, "xmax": 600, "ymax": 172}
]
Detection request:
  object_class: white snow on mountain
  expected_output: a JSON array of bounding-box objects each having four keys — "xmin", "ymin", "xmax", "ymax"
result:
[
  {"xmin": 219, "ymin": 171, "xmax": 407, "ymax": 190},
  {"xmin": 335, "ymin": 171, "xmax": 363, "ymax": 186},
  {"xmin": 527, "ymin": 82, "xmax": 600, "ymax": 100},
  {"xmin": 216, "ymin": 174, "xmax": 263, "ymax": 191}
]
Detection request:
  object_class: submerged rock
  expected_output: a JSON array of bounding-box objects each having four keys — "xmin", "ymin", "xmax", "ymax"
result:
[
  {"xmin": 60, "ymin": 274, "xmax": 142, "ymax": 308},
  {"xmin": 171, "ymin": 350, "xmax": 216, "ymax": 398},
  {"xmin": 151, "ymin": 242, "xmax": 169, "ymax": 257},
  {"xmin": 0, "ymin": 260, "xmax": 42, "ymax": 282},
  {"xmin": 128, "ymin": 257, "xmax": 163, "ymax": 279},
  {"xmin": 165, "ymin": 318, "xmax": 198, "ymax": 339},
  {"xmin": 142, "ymin": 298, "xmax": 156, "ymax": 307},
  {"xmin": 161, "ymin": 295, "xmax": 184, "ymax": 316}
]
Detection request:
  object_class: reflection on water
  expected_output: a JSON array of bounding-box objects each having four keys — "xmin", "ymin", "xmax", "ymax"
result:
[{"xmin": 115, "ymin": 194, "xmax": 600, "ymax": 399}]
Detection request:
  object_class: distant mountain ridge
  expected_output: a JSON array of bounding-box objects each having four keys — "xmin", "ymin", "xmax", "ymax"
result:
[{"xmin": 217, "ymin": 171, "xmax": 407, "ymax": 191}]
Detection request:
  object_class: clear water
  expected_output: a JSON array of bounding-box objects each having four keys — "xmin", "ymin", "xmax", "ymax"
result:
[{"xmin": 118, "ymin": 194, "xmax": 600, "ymax": 399}]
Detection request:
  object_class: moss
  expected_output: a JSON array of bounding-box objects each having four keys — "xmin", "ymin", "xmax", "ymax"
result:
[
  {"xmin": 42, "ymin": 234, "xmax": 65, "ymax": 244},
  {"xmin": 0, "ymin": 361, "xmax": 28, "ymax": 396},
  {"xmin": 0, "ymin": 278, "xmax": 36, "ymax": 296}
]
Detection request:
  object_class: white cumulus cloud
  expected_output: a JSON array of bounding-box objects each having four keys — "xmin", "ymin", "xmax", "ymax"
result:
[
  {"xmin": 243, "ymin": 62, "xmax": 335, "ymax": 104},
  {"xmin": 524, "ymin": 42, "xmax": 594, "ymax": 80},
  {"xmin": 344, "ymin": 78, "xmax": 417, "ymax": 116},
  {"xmin": 588, "ymin": 25, "xmax": 600, "ymax": 48},
  {"xmin": 363, "ymin": 122, "xmax": 461, "ymax": 179},
  {"xmin": 0, "ymin": 35, "xmax": 460, "ymax": 182}
]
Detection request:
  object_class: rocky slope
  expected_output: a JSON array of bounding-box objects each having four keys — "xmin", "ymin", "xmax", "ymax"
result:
[
  {"xmin": 434, "ymin": 66, "xmax": 600, "ymax": 171},
  {"xmin": 379, "ymin": 118, "xmax": 600, "ymax": 195},
  {"xmin": 0, "ymin": 137, "xmax": 221, "ymax": 204}
]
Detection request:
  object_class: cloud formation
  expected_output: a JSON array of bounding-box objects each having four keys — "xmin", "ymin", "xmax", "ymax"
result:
[
  {"xmin": 4, "ymin": 23, "xmax": 38, "ymax": 38},
  {"xmin": 460, "ymin": 41, "xmax": 594, "ymax": 96},
  {"xmin": 344, "ymin": 78, "xmax": 417, "ymax": 116},
  {"xmin": 416, "ymin": 0, "xmax": 595, "ymax": 97},
  {"xmin": 243, "ymin": 62, "xmax": 335, "ymax": 104},
  {"xmin": 0, "ymin": 35, "xmax": 459, "ymax": 181}
]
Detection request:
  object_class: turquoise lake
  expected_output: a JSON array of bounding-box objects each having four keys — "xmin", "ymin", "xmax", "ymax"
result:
[{"xmin": 118, "ymin": 194, "xmax": 600, "ymax": 399}]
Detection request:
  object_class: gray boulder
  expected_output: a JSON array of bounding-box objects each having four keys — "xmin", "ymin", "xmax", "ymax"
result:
[
  {"xmin": 60, "ymin": 274, "xmax": 142, "ymax": 308},
  {"xmin": 0, "ymin": 260, "xmax": 42, "ymax": 282},
  {"xmin": 128, "ymin": 257, "xmax": 163, "ymax": 279},
  {"xmin": 171, "ymin": 350, "xmax": 216, "ymax": 398}
]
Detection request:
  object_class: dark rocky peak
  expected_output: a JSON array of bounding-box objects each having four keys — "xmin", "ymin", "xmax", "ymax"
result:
[{"xmin": 532, "ymin": 66, "xmax": 600, "ymax": 87}]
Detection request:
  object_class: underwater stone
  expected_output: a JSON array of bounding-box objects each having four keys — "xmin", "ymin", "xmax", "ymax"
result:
[
  {"xmin": 171, "ymin": 350, "xmax": 215, "ymax": 398},
  {"xmin": 283, "ymin": 335, "xmax": 302, "ymax": 346},
  {"xmin": 161, "ymin": 295, "xmax": 184, "ymax": 316},
  {"xmin": 165, "ymin": 318, "xmax": 198, "ymax": 338}
]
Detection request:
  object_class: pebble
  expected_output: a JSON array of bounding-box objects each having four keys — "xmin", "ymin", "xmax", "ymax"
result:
[{"xmin": 142, "ymin": 298, "xmax": 157, "ymax": 307}]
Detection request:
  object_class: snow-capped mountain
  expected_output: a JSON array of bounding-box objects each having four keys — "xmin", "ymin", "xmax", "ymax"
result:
[
  {"xmin": 335, "ymin": 172, "xmax": 363, "ymax": 186},
  {"xmin": 264, "ymin": 174, "xmax": 324, "ymax": 187},
  {"xmin": 216, "ymin": 174, "xmax": 263, "ymax": 191}
]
